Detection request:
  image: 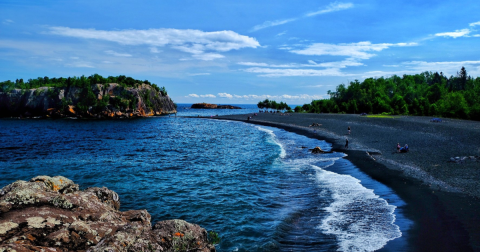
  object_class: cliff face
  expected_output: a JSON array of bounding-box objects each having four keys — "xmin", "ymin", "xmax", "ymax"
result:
[
  {"xmin": 0, "ymin": 83, "xmax": 176, "ymax": 118},
  {"xmin": 0, "ymin": 176, "xmax": 216, "ymax": 252}
]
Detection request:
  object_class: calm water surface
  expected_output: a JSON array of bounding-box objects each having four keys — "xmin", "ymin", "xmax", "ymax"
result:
[{"xmin": 0, "ymin": 108, "xmax": 410, "ymax": 251}]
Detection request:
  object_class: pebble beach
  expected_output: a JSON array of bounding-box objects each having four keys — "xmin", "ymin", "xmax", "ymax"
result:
[{"xmin": 215, "ymin": 112, "xmax": 480, "ymax": 251}]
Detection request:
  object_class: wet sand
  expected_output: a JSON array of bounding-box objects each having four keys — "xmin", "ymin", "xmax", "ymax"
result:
[{"xmin": 212, "ymin": 113, "xmax": 480, "ymax": 252}]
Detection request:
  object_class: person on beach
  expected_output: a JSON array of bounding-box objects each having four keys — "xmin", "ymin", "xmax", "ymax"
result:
[
  {"xmin": 399, "ymin": 144, "xmax": 409, "ymax": 153},
  {"xmin": 397, "ymin": 143, "xmax": 401, "ymax": 152},
  {"xmin": 345, "ymin": 138, "xmax": 349, "ymax": 149},
  {"xmin": 348, "ymin": 126, "xmax": 351, "ymax": 134}
]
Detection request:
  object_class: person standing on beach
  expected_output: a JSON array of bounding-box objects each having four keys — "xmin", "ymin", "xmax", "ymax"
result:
[
  {"xmin": 348, "ymin": 126, "xmax": 351, "ymax": 134},
  {"xmin": 345, "ymin": 137, "xmax": 349, "ymax": 149}
]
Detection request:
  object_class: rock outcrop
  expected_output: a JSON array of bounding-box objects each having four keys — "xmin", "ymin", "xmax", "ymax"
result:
[
  {"xmin": 0, "ymin": 176, "xmax": 215, "ymax": 252},
  {"xmin": 191, "ymin": 103, "xmax": 241, "ymax": 109},
  {"xmin": 310, "ymin": 147, "xmax": 332, "ymax": 154},
  {"xmin": 0, "ymin": 83, "xmax": 177, "ymax": 118}
]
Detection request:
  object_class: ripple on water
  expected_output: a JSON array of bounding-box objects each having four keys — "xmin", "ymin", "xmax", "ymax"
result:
[{"xmin": 0, "ymin": 117, "xmax": 407, "ymax": 252}]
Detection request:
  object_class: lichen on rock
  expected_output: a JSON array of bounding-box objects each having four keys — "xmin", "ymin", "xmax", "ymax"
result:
[{"xmin": 0, "ymin": 176, "xmax": 216, "ymax": 252}]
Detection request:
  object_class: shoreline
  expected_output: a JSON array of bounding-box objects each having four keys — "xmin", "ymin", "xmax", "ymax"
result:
[{"xmin": 210, "ymin": 113, "xmax": 480, "ymax": 251}]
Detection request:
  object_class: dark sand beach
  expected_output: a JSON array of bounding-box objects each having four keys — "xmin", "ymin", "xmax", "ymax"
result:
[{"xmin": 213, "ymin": 113, "xmax": 480, "ymax": 251}]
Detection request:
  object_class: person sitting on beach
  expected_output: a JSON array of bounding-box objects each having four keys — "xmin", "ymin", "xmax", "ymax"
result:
[
  {"xmin": 399, "ymin": 144, "xmax": 409, "ymax": 153},
  {"xmin": 397, "ymin": 143, "xmax": 401, "ymax": 152}
]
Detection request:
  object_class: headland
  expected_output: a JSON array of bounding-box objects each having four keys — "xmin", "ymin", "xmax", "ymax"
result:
[{"xmin": 0, "ymin": 83, "xmax": 176, "ymax": 119}]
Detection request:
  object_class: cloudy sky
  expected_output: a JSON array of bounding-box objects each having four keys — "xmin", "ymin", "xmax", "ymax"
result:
[{"xmin": 1, "ymin": 0, "xmax": 480, "ymax": 104}]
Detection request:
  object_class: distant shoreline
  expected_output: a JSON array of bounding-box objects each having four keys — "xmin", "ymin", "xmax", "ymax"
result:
[{"xmin": 210, "ymin": 113, "xmax": 480, "ymax": 251}]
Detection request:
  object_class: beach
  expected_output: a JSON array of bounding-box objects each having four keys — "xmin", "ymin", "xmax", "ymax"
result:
[{"xmin": 214, "ymin": 113, "xmax": 480, "ymax": 251}]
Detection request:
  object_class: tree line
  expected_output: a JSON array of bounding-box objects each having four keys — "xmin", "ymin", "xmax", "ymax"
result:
[
  {"xmin": 257, "ymin": 99, "xmax": 292, "ymax": 111},
  {"xmin": 298, "ymin": 67, "xmax": 480, "ymax": 121},
  {"xmin": 0, "ymin": 74, "xmax": 168, "ymax": 96}
]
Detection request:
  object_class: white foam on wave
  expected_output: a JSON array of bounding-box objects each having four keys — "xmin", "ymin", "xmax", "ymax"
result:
[
  {"xmin": 255, "ymin": 126, "xmax": 287, "ymax": 158},
  {"xmin": 283, "ymin": 155, "xmax": 340, "ymax": 170},
  {"xmin": 315, "ymin": 166, "xmax": 401, "ymax": 252},
  {"xmin": 251, "ymin": 124, "xmax": 401, "ymax": 251}
]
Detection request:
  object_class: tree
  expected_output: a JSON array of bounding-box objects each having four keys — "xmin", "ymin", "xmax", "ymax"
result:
[{"xmin": 458, "ymin": 66, "xmax": 467, "ymax": 90}]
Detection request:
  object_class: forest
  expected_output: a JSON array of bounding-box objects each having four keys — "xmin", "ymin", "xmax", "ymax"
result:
[
  {"xmin": 0, "ymin": 74, "xmax": 168, "ymax": 96},
  {"xmin": 257, "ymin": 99, "xmax": 292, "ymax": 112},
  {"xmin": 297, "ymin": 67, "xmax": 480, "ymax": 121}
]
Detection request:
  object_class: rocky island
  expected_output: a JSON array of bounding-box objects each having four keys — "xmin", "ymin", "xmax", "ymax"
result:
[
  {"xmin": 0, "ymin": 75, "xmax": 177, "ymax": 119},
  {"xmin": 191, "ymin": 103, "xmax": 241, "ymax": 109},
  {"xmin": 0, "ymin": 176, "xmax": 216, "ymax": 252}
]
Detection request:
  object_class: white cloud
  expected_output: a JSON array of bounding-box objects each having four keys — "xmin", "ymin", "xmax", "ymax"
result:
[
  {"xmin": 435, "ymin": 29, "xmax": 471, "ymax": 38},
  {"xmin": 361, "ymin": 60, "xmax": 480, "ymax": 78},
  {"xmin": 469, "ymin": 21, "xmax": 480, "ymax": 27},
  {"xmin": 187, "ymin": 73, "xmax": 211, "ymax": 76},
  {"xmin": 105, "ymin": 50, "xmax": 132, "ymax": 57},
  {"xmin": 186, "ymin": 94, "xmax": 216, "ymax": 98},
  {"xmin": 306, "ymin": 2, "xmax": 354, "ymax": 17},
  {"xmin": 276, "ymin": 31, "xmax": 287, "ymax": 36},
  {"xmin": 238, "ymin": 58, "xmax": 363, "ymax": 68},
  {"xmin": 250, "ymin": 18, "xmax": 297, "ymax": 32},
  {"xmin": 291, "ymin": 41, "xmax": 417, "ymax": 60},
  {"xmin": 238, "ymin": 62, "xmax": 270, "ymax": 67},
  {"xmin": 150, "ymin": 47, "xmax": 162, "ymax": 53},
  {"xmin": 192, "ymin": 53, "xmax": 225, "ymax": 61},
  {"xmin": 250, "ymin": 2, "xmax": 353, "ymax": 32},
  {"xmin": 2, "ymin": 19, "xmax": 14, "ymax": 25},
  {"xmin": 65, "ymin": 62, "xmax": 94, "ymax": 68},
  {"xmin": 474, "ymin": 34, "xmax": 480, "ymax": 37},
  {"xmin": 218, "ymin": 92, "xmax": 233, "ymax": 98},
  {"xmin": 244, "ymin": 67, "xmax": 347, "ymax": 77},
  {"xmin": 186, "ymin": 93, "xmax": 324, "ymax": 101},
  {"xmin": 231, "ymin": 94, "xmax": 325, "ymax": 101},
  {"xmin": 49, "ymin": 27, "xmax": 260, "ymax": 60}
]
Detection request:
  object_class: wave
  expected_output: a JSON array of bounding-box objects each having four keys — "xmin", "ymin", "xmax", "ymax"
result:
[
  {"xmin": 256, "ymin": 125, "xmax": 402, "ymax": 251},
  {"xmin": 315, "ymin": 167, "xmax": 401, "ymax": 252},
  {"xmin": 255, "ymin": 126, "xmax": 287, "ymax": 158}
]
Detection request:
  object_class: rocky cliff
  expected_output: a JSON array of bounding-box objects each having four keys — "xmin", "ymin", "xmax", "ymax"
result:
[
  {"xmin": 0, "ymin": 83, "xmax": 177, "ymax": 118},
  {"xmin": 0, "ymin": 176, "xmax": 216, "ymax": 252}
]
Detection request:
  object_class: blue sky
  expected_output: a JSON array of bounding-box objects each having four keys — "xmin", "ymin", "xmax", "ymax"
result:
[{"xmin": 1, "ymin": 0, "xmax": 480, "ymax": 104}]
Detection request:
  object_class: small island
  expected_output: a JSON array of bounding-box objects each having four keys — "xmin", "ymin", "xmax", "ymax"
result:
[{"xmin": 191, "ymin": 103, "xmax": 241, "ymax": 109}]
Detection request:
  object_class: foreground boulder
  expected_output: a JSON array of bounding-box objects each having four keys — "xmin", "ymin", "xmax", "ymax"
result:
[{"xmin": 0, "ymin": 176, "xmax": 215, "ymax": 252}]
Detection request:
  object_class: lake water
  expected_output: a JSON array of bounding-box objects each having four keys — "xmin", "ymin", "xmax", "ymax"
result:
[{"xmin": 0, "ymin": 105, "xmax": 410, "ymax": 251}]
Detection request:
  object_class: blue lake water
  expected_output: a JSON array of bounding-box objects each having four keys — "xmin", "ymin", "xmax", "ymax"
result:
[{"xmin": 0, "ymin": 107, "xmax": 411, "ymax": 251}]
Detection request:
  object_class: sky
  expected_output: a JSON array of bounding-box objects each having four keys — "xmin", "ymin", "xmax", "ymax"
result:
[{"xmin": 1, "ymin": 0, "xmax": 480, "ymax": 104}]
